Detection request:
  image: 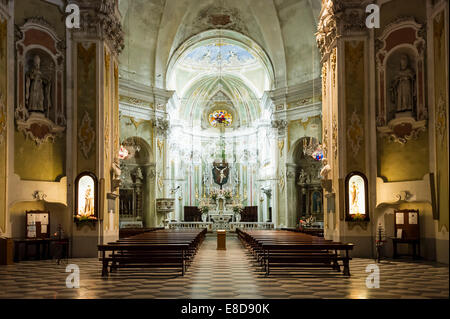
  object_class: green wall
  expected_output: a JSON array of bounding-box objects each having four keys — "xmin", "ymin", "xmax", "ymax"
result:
[{"xmin": 377, "ymin": 130, "xmax": 429, "ymax": 182}]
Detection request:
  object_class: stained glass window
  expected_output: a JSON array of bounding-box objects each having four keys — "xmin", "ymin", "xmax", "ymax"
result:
[{"xmin": 209, "ymin": 110, "xmax": 233, "ymax": 127}]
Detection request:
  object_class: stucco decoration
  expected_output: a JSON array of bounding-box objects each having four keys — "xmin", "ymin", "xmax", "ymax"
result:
[
  {"xmin": 32, "ymin": 191, "xmax": 47, "ymax": 201},
  {"xmin": 0, "ymin": 92, "xmax": 5, "ymax": 144},
  {"xmin": 331, "ymin": 48, "xmax": 336, "ymax": 87},
  {"xmin": 347, "ymin": 110, "xmax": 363, "ymax": 158},
  {"xmin": 278, "ymin": 169, "xmax": 285, "ymax": 191},
  {"xmin": 323, "ymin": 126, "xmax": 329, "ymax": 159},
  {"xmin": 119, "ymin": 96, "xmax": 153, "ymax": 109},
  {"xmin": 154, "ymin": 118, "xmax": 170, "ymax": 139},
  {"xmin": 378, "ymin": 116, "xmax": 426, "ymax": 145},
  {"xmin": 332, "ymin": 118, "xmax": 338, "ymax": 160},
  {"xmin": 317, "ymin": 0, "xmax": 365, "ymax": 56},
  {"xmin": 271, "ymin": 119, "xmax": 288, "ymax": 137},
  {"xmin": 376, "ymin": 18, "xmax": 427, "ymax": 144},
  {"xmin": 157, "ymin": 171, "xmax": 164, "ymax": 192},
  {"xmin": 157, "ymin": 139, "xmax": 164, "ymax": 158},
  {"xmin": 15, "ymin": 18, "xmax": 66, "ymax": 145},
  {"xmin": 278, "ymin": 140, "xmax": 284, "ymax": 158},
  {"xmin": 322, "ymin": 63, "xmax": 327, "ymax": 97},
  {"xmin": 78, "ymin": 111, "xmax": 95, "ymax": 159},
  {"xmin": 316, "ymin": 0, "xmax": 337, "ymax": 56},
  {"xmin": 75, "ymin": 0, "xmax": 124, "ymax": 56},
  {"xmin": 436, "ymin": 95, "xmax": 447, "ymax": 146}
]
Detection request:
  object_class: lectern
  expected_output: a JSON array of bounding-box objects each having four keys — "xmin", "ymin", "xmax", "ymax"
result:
[{"xmin": 217, "ymin": 230, "xmax": 226, "ymax": 250}]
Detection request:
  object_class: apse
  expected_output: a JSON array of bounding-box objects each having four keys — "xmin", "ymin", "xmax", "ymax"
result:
[{"xmin": 164, "ymin": 30, "xmax": 276, "ymax": 222}]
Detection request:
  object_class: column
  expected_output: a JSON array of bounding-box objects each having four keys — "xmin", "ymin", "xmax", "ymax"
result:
[
  {"xmin": 69, "ymin": 0, "xmax": 124, "ymax": 257},
  {"xmin": 286, "ymin": 163, "xmax": 298, "ymax": 227},
  {"xmin": 0, "ymin": 0, "xmax": 13, "ymax": 237},
  {"xmin": 317, "ymin": 0, "xmax": 374, "ymax": 253}
]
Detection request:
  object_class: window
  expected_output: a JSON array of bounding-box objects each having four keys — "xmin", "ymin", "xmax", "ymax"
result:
[
  {"xmin": 345, "ymin": 172, "xmax": 369, "ymax": 221},
  {"xmin": 209, "ymin": 110, "xmax": 233, "ymax": 127},
  {"xmin": 74, "ymin": 172, "xmax": 98, "ymax": 221}
]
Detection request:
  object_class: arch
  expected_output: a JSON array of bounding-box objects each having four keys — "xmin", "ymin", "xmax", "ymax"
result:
[
  {"xmin": 166, "ymin": 29, "xmax": 275, "ymax": 90},
  {"xmin": 288, "ymin": 136, "xmax": 321, "ymax": 165},
  {"xmin": 178, "ymin": 74, "xmax": 261, "ymax": 127},
  {"xmin": 121, "ymin": 136, "xmax": 154, "ymax": 165}
]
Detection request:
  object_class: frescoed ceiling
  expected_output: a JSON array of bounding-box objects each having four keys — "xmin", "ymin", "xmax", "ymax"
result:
[
  {"xmin": 118, "ymin": 0, "xmax": 321, "ymax": 89},
  {"xmin": 182, "ymin": 42, "xmax": 257, "ymax": 69}
]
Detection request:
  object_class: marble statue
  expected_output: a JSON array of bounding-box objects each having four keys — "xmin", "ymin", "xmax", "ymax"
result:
[
  {"xmin": 111, "ymin": 157, "xmax": 122, "ymax": 189},
  {"xmin": 83, "ymin": 185, "xmax": 94, "ymax": 216},
  {"xmin": 390, "ymin": 54, "xmax": 416, "ymax": 113},
  {"xmin": 135, "ymin": 167, "xmax": 144, "ymax": 182},
  {"xmin": 298, "ymin": 169, "xmax": 308, "ymax": 185},
  {"xmin": 26, "ymin": 55, "xmax": 51, "ymax": 113},
  {"xmin": 320, "ymin": 158, "xmax": 331, "ymax": 180},
  {"xmin": 350, "ymin": 181, "xmax": 360, "ymax": 214}
]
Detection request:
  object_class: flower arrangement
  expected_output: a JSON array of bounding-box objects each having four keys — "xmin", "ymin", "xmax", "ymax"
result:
[
  {"xmin": 209, "ymin": 188, "xmax": 234, "ymax": 200},
  {"xmin": 198, "ymin": 200, "xmax": 210, "ymax": 214},
  {"xmin": 223, "ymin": 189, "xmax": 232, "ymax": 200},
  {"xmin": 209, "ymin": 190, "xmax": 219, "ymax": 201},
  {"xmin": 74, "ymin": 212, "xmax": 97, "ymax": 222},
  {"xmin": 351, "ymin": 213, "xmax": 365, "ymax": 221},
  {"xmin": 232, "ymin": 200, "xmax": 244, "ymax": 214},
  {"xmin": 74, "ymin": 214, "xmax": 98, "ymax": 229}
]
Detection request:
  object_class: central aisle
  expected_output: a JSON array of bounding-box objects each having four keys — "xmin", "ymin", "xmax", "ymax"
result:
[{"xmin": 186, "ymin": 233, "xmax": 271, "ymax": 298}]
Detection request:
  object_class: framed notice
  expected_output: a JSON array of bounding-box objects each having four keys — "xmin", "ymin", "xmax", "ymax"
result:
[
  {"xmin": 394, "ymin": 209, "xmax": 420, "ymax": 240},
  {"xmin": 396, "ymin": 213, "xmax": 404, "ymax": 224},
  {"xmin": 26, "ymin": 211, "xmax": 50, "ymax": 239},
  {"xmin": 409, "ymin": 212, "xmax": 418, "ymax": 225}
]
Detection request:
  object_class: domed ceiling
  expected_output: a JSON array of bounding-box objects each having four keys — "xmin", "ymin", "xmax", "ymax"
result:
[
  {"xmin": 167, "ymin": 34, "xmax": 269, "ymax": 129},
  {"xmin": 118, "ymin": 0, "xmax": 322, "ymax": 88}
]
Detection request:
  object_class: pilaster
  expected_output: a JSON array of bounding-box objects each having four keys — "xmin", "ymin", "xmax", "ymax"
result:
[
  {"xmin": 69, "ymin": 0, "xmax": 124, "ymax": 256},
  {"xmin": 317, "ymin": 0, "xmax": 374, "ymax": 256}
]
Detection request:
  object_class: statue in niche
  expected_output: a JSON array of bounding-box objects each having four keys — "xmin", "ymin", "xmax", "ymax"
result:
[
  {"xmin": 111, "ymin": 157, "xmax": 122, "ymax": 189},
  {"xmin": 350, "ymin": 181, "xmax": 360, "ymax": 214},
  {"xmin": 120, "ymin": 163, "xmax": 132, "ymax": 188},
  {"xmin": 320, "ymin": 158, "xmax": 331, "ymax": 180},
  {"xmin": 135, "ymin": 167, "xmax": 144, "ymax": 182},
  {"xmin": 390, "ymin": 54, "xmax": 416, "ymax": 113},
  {"xmin": 26, "ymin": 55, "xmax": 52, "ymax": 114},
  {"xmin": 83, "ymin": 185, "xmax": 94, "ymax": 216},
  {"xmin": 298, "ymin": 169, "xmax": 308, "ymax": 185}
]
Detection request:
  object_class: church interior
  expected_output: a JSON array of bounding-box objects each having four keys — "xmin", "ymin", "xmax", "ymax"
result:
[{"xmin": 0, "ymin": 0, "xmax": 449, "ymax": 300}]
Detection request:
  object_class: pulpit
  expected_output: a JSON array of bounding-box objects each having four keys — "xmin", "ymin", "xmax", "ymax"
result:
[{"xmin": 217, "ymin": 230, "xmax": 226, "ymax": 250}]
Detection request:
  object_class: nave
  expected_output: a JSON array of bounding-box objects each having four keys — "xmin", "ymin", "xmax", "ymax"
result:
[{"xmin": 0, "ymin": 234, "xmax": 448, "ymax": 299}]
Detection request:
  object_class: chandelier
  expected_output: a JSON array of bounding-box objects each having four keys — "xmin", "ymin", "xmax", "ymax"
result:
[
  {"xmin": 303, "ymin": 137, "xmax": 323, "ymax": 161},
  {"xmin": 119, "ymin": 139, "xmax": 141, "ymax": 160}
]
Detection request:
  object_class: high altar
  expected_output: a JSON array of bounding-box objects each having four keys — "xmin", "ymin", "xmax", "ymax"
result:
[{"xmin": 207, "ymin": 193, "xmax": 239, "ymax": 230}]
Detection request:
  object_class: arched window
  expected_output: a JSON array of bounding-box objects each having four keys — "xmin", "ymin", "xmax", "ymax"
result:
[
  {"xmin": 74, "ymin": 172, "xmax": 98, "ymax": 221},
  {"xmin": 345, "ymin": 172, "xmax": 369, "ymax": 221}
]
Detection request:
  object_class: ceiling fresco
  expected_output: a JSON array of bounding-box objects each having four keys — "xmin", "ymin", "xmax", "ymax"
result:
[{"xmin": 182, "ymin": 42, "xmax": 257, "ymax": 69}]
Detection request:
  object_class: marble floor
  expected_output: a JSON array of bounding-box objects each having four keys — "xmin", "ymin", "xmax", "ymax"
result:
[{"xmin": 0, "ymin": 234, "xmax": 448, "ymax": 299}]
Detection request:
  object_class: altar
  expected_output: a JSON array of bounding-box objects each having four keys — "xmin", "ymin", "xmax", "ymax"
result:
[{"xmin": 199, "ymin": 190, "xmax": 242, "ymax": 231}]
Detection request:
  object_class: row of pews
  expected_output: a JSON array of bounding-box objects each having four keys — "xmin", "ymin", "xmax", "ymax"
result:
[
  {"xmin": 98, "ymin": 228, "xmax": 207, "ymax": 277},
  {"xmin": 237, "ymin": 229, "xmax": 354, "ymax": 276}
]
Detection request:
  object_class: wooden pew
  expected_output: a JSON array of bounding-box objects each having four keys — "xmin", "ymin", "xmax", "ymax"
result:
[
  {"xmin": 237, "ymin": 229, "xmax": 354, "ymax": 276},
  {"xmin": 98, "ymin": 229, "xmax": 206, "ymax": 277}
]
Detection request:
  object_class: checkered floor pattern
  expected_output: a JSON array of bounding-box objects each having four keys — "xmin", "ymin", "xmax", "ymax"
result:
[{"xmin": 0, "ymin": 234, "xmax": 448, "ymax": 299}]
